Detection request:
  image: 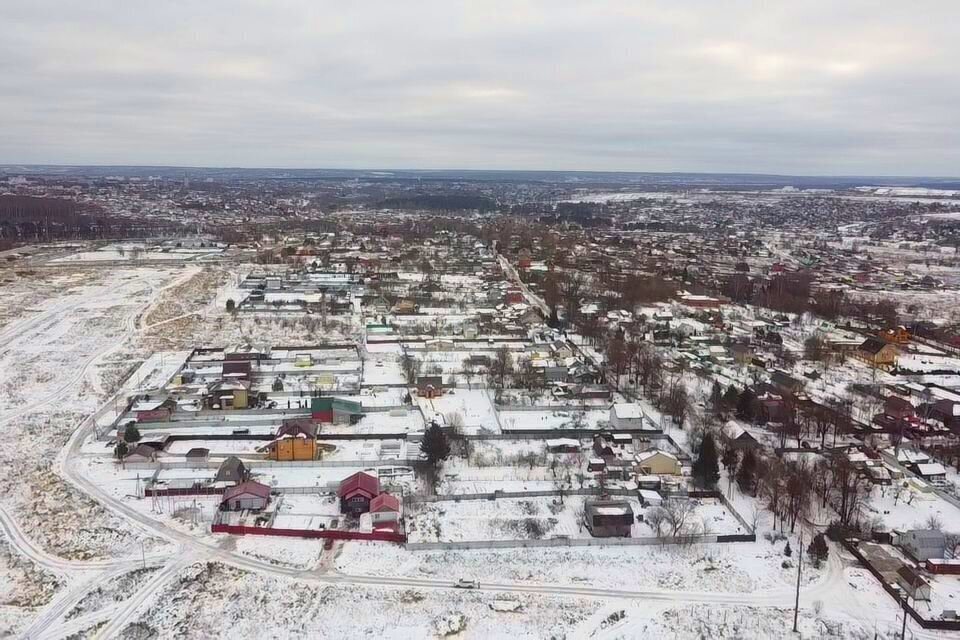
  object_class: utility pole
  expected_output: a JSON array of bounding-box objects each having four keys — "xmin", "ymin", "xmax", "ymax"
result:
[
  {"xmin": 900, "ymin": 592, "xmax": 910, "ymax": 640},
  {"xmin": 793, "ymin": 530, "xmax": 803, "ymax": 633}
]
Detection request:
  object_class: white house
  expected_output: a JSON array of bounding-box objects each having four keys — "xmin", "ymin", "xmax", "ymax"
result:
[{"xmin": 610, "ymin": 403, "xmax": 646, "ymax": 429}]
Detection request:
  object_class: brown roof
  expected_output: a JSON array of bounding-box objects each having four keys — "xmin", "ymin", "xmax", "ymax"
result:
[
  {"xmin": 859, "ymin": 338, "xmax": 890, "ymax": 355},
  {"xmin": 221, "ymin": 480, "xmax": 271, "ymax": 503}
]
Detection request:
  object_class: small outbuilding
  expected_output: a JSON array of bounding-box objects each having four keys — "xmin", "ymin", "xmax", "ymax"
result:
[
  {"xmin": 583, "ymin": 500, "xmax": 634, "ymax": 538},
  {"xmin": 369, "ymin": 492, "xmax": 401, "ymax": 523}
]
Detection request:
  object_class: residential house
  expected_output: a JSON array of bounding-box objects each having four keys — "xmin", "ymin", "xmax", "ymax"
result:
[
  {"xmin": 339, "ymin": 471, "xmax": 380, "ymax": 516},
  {"xmin": 222, "ymin": 360, "xmax": 252, "ymax": 381},
  {"xmin": 546, "ymin": 438, "xmax": 581, "ymax": 454},
  {"xmin": 634, "ymin": 449, "xmax": 681, "ymax": 475},
  {"xmin": 770, "ymin": 370, "xmax": 805, "ymax": 396},
  {"xmin": 915, "ymin": 462, "xmax": 947, "ymax": 485},
  {"xmin": 583, "ymin": 500, "xmax": 634, "ymax": 537},
  {"xmin": 369, "ymin": 492, "xmax": 401, "ymax": 523},
  {"xmin": 214, "ymin": 456, "xmax": 249, "ymax": 485},
  {"xmin": 610, "ymin": 403, "xmax": 646, "ymax": 430},
  {"xmin": 134, "ymin": 397, "xmax": 177, "ymax": 423},
  {"xmin": 262, "ymin": 418, "xmax": 318, "ymax": 461},
  {"xmin": 220, "ymin": 481, "xmax": 271, "ymax": 512},
  {"xmin": 895, "ymin": 529, "xmax": 948, "ymax": 561},
  {"xmin": 930, "ymin": 399, "xmax": 960, "ymax": 431},
  {"xmin": 415, "ymin": 376, "xmax": 444, "ymax": 399},
  {"xmin": 855, "ymin": 338, "xmax": 898, "ymax": 370},
  {"xmin": 723, "ymin": 422, "xmax": 763, "ymax": 451},
  {"xmin": 208, "ymin": 379, "xmax": 250, "ymax": 410}
]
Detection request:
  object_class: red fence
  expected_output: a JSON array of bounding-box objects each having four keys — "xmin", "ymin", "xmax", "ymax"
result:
[
  {"xmin": 211, "ymin": 523, "xmax": 406, "ymax": 544},
  {"xmin": 146, "ymin": 487, "xmax": 226, "ymax": 498}
]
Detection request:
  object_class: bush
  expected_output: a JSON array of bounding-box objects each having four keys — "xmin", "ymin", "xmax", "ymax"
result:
[
  {"xmin": 784, "ymin": 541, "xmax": 792, "ymax": 557},
  {"xmin": 226, "ymin": 298, "xmax": 236, "ymax": 312},
  {"xmin": 123, "ymin": 422, "xmax": 142, "ymax": 443}
]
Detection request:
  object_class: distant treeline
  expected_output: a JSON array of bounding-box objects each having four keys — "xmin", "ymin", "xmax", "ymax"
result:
[
  {"xmin": 378, "ymin": 194, "xmax": 497, "ymax": 212},
  {"xmin": 0, "ymin": 195, "xmax": 179, "ymax": 246}
]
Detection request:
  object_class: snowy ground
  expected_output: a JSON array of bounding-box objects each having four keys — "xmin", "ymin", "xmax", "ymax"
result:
[
  {"xmin": 126, "ymin": 561, "xmax": 599, "ymax": 639},
  {"xmin": 337, "ymin": 536, "xmax": 824, "ymax": 594}
]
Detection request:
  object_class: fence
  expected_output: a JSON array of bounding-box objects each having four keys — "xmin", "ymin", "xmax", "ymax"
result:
[
  {"xmin": 405, "ymin": 534, "xmax": 728, "ymax": 551},
  {"xmin": 842, "ymin": 538, "xmax": 960, "ymax": 631},
  {"xmin": 127, "ymin": 457, "xmax": 420, "ymax": 472},
  {"xmin": 211, "ymin": 523, "xmax": 406, "ymax": 544},
  {"xmin": 404, "ymin": 487, "xmax": 637, "ymax": 504}
]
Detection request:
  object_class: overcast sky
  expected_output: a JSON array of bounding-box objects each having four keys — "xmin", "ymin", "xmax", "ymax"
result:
[{"xmin": 1, "ymin": 1, "xmax": 958, "ymax": 175}]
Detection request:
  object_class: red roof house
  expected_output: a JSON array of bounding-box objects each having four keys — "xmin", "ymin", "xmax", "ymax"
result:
[
  {"xmin": 220, "ymin": 480, "xmax": 271, "ymax": 511},
  {"xmin": 369, "ymin": 492, "xmax": 401, "ymax": 522},
  {"xmin": 338, "ymin": 472, "xmax": 380, "ymax": 516}
]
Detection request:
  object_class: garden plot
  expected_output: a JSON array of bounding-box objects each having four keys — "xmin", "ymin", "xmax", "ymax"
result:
[
  {"xmin": 165, "ymin": 439, "xmax": 263, "ymax": 455},
  {"xmin": 499, "ymin": 408, "xmax": 611, "ymax": 432},
  {"xmin": 925, "ymin": 574, "xmax": 960, "ymax": 621},
  {"xmin": 127, "ymin": 561, "xmax": 597, "ymax": 639},
  {"xmin": 419, "ymin": 389, "xmax": 499, "ymax": 431},
  {"xmin": 863, "ymin": 484, "xmax": 960, "ymax": 532},
  {"xmin": 231, "ymin": 532, "xmax": 325, "ymax": 569},
  {"xmin": 897, "ymin": 352, "xmax": 960, "ymax": 373},
  {"xmin": 405, "ymin": 496, "xmax": 622, "ymax": 543},
  {"xmin": 271, "ymin": 493, "xmax": 343, "ymax": 534},
  {"xmin": 360, "ymin": 357, "xmax": 406, "ymax": 386}
]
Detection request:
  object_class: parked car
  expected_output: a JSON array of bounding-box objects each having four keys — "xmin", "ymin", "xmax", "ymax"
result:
[{"xmin": 454, "ymin": 578, "xmax": 479, "ymax": 589}]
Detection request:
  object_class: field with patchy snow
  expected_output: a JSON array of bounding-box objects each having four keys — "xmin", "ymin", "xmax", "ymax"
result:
[{"xmin": 124, "ymin": 561, "xmax": 598, "ymax": 639}]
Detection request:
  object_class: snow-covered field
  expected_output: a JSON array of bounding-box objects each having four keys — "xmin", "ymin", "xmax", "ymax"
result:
[
  {"xmin": 126, "ymin": 561, "xmax": 599, "ymax": 639},
  {"xmin": 337, "ymin": 537, "xmax": 824, "ymax": 593}
]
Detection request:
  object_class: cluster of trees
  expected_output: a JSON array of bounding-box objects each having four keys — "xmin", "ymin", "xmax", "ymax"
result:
[
  {"xmin": 728, "ymin": 447, "xmax": 871, "ymax": 536},
  {"xmin": 0, "ymin": 195, "xmax": 180, "ymax": 247},
  {"xmin": 378, "ymin": 194, "xmax": 496, "ymax": 212}
]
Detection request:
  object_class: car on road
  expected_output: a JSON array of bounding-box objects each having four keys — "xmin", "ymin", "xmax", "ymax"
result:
[{"xmin": 454, "ymin": 578, "xmax": 479, "ymax": 589}]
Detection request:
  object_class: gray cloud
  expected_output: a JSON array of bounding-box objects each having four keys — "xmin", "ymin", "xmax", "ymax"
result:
[{"xmin": 1, "ymin": 0, "xmax": 958, "ymax": 175}]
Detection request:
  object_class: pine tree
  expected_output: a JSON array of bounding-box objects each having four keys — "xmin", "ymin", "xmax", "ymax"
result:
[
  {"xmin": 736, "ymin": 448, "xmax": 758, "ymax": 494},
  {"xmin": 721, "ymin": 446, "xmax": 740, "ymax": 495},
  {"xmin": 693, "ymin": 433, "xmax": 720, "ymax": 489},
  {"xmin": 709, "ymin": 381, "xmax": 723, "ymax": 415},
  {"xmin": 722, "ymin": 386, "xmax": 739, "ymax": 410},
  {"xmin": 736, "ymin": 389, "xmax": 756, "ymax": 421},
  {"xmin": 420, "ymin": 421, "xmax": 451, "ymax": 467},
  {"xmin": 784, "ymin": 541, "xmax": 792, "ymax": 557}
]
